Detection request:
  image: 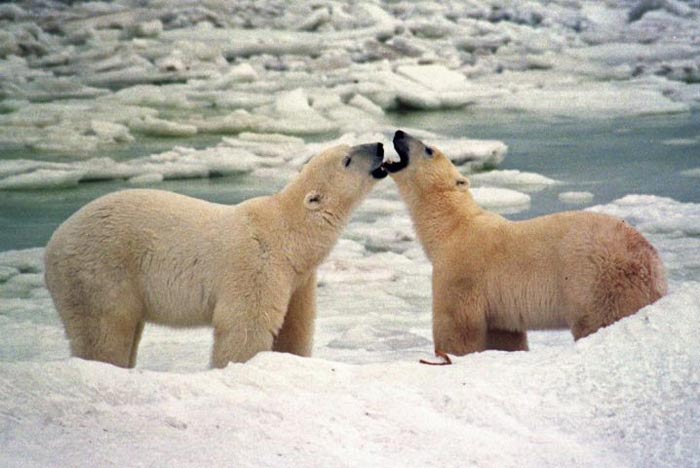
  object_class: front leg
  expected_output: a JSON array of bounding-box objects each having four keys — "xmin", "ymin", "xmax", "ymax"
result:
[
  {"xmin": 210, "ymin": 285, "xmax": 289, "ymax": 368},
  {"xmin": 486, "ymin": 329, "xmax": 529, "ymax": 351},
  {"xmin": 273, "ymin": 271, "xmax": 317, "ymax": 356},
  {"xmin": 211, "ymin": 320, "xmax": 274, "ymax": 368},
  {"xmin": 432, "ymin": 274, "xmax": 488, "ymax": 356}
]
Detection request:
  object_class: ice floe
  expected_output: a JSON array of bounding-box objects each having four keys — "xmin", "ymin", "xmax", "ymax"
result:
[
  {"xmin": 475, "ymin": 74, "xmax": 690, "ymax": 117},
  {"xmin": 589, "ymin": 194, "xmax": 700, "ymax": 238},
  {"xmin": 0, "ymin": 0, "xmax": 698, "ymax": 173},
  {"xmin": 559, "ymin": 191, "xmax": 595, "ymax": 204},
  {"xmin": 680, "ymin": 168, "xmax": 700, "ymax": 177},
  {"xmin": 471, "ymin": 169, "xmax": 559, "ymax": 192},
  {"xmin": 0, "ymin": 123, "xmax": 508, "ymax": 190},
  {"xmin": 0, "ymin": 143, "xmax": 266, "ymax": 189},
  {"xmin": 471, "ymin": 186, "xmax": 531, "ymax": 213}
]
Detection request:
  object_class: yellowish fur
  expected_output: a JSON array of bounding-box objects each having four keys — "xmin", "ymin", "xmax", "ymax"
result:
[
  {"xmin": 45, "ymin": 144, "xmax": 383, "ymax": 368},
  {"xmin": 389, "ymin": 132, "xmax": 667, "ymax": 355}
]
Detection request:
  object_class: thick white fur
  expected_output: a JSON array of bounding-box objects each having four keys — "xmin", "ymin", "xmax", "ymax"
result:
[
  {"xmin": 389, "ymin": 134, "xmax": 667, "ymax": 355},
  {"xmin": 45, "ymin": 144, "xmax": 382, "ymax": 368}
]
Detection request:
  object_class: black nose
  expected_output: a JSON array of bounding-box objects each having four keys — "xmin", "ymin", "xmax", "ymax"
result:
[{"xmin": 394, "ymin": 130, "xmax": 406, "ymax": 141}]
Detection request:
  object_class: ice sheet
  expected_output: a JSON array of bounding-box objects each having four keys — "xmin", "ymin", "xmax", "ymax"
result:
[{"xmin": 1, "ymin": 0, "xmax": 698, "ymax": 167}]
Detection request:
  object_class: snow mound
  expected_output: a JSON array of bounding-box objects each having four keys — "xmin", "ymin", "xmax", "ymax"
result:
[
  {"xmin": 1, "ymin": 195, "xmax": 700, "ymax": 466},
  {"xmin": 1, "ymin": 284, "xmax": 698, "ymax": 467}
]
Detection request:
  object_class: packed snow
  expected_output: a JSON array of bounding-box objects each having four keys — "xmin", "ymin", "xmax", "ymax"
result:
[{"xmin": 2, "ymin": 187, "xmax": 699, "ymax": 467}]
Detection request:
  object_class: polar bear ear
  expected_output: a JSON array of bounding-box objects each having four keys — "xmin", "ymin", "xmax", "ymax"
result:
[
  {"xmin": 304, "ymin": 190, "xmax": 323, "ymax": 210},
  {"xmin": 456, "ymin": 176, "xmax": 470, "ymax": 191}
]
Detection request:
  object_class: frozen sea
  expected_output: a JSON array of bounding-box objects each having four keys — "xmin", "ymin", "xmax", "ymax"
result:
[{"xmin": 1, "ymin": 0, "xmax": 700, "ymax": 467}]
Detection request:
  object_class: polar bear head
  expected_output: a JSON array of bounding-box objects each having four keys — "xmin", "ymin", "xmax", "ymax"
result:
[
  {"xmin": 384, "ymin": 130, "xmax": 469, "ymax": 194},
  {"xmin": 286, "ymin": 142, "xmax": 386, "ymax": 227}
]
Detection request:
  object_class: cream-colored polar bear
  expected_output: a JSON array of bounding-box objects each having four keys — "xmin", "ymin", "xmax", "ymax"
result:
[
  {"xmin": 384, "ymin": 130, "xmax": 667, "ymax": 355},
  {"xmin": 45, "ymin": 142, "xmax": 387, "ymax": 368}
]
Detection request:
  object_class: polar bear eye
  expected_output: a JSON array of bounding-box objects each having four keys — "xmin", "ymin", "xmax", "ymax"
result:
[
  {"xmin": 425, "ymin": 147, "xmax": 434, "ymax": 157},
  {"xmin": 343, "ymin": 156, "xmax": 352, "ymax": 168}
]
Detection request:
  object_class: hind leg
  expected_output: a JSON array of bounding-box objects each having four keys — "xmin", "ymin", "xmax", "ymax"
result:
[
  {"xmin": 210, "ymin": 289, "xmax": 289, "ymax": 368},
  {"xmin": 571, "ymin": 272, "xmax": 660, "ymax": 341},
  {"xmin": 128, "ymin": 321, "xmax": 145, "ymax": 368},
  {"xmin": 67, "ymin": 312, "xmax": 142, "ymax": 368},
  {"xmin": 570, "ymin": 290, "xmax": 635, "ymax": 340},
  {"xmin": 571, "ymin": 311, "xmax": 610, "ymax": 341},
  {"xmin": 486, "ymin": 329, "xmax": 529, "ymax": 351},
  {"xmin": 211, "ymin": 310, "xmax": 281, "ymax": 368},
  {"xmin": 565, "ymin": 280, "xmax": 631, "ymax": 341},
  {"xmin": 58, "ymin": 293, "xmax": 144, "ymax": 369},
  {"xmin": 570, "ymin": 223, "xmax": 668, "ymax": 341}
]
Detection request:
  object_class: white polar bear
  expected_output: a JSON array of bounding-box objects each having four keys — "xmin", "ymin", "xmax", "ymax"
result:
[
  {"xmin": 384, "ymin": 130, "xmax": 667, "ymax": 356},
  {"xmin": 45, "ymin": 142, "xmax": 387, "ymax": 368}
]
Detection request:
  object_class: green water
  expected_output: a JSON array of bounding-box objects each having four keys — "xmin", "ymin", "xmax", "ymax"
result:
[{"xmin": 1, "ymin": 110, "xmax": 699, "ymax": 251}]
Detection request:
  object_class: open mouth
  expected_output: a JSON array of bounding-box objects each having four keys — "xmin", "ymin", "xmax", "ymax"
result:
[
  {"xmin": 383, "ymin": 130, "xmax": 410, "ymax": 173},
  {"xmin": 370, "ymin": 143, "xmax": 388, "ymax": 179},
  {"xmin": 371, "ymin": 166, "xmax": 388, "ymax": 179}
]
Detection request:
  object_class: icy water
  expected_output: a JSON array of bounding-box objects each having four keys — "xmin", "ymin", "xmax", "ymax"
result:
[
  {"xmin": 1, "ymin": 109, "xmax": 699, "ymax": 251},
  {"xmin": 395, "ymin": 109, "xmax": 700, "ymax": 219}
]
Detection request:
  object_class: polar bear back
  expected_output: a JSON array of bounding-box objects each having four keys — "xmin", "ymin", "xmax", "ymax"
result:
[
  {"xmin": 44, "ymin": 189, "xmax": 270, "ymax": 327},
  {"xmin": 479, "ymin": 210, "xmax": 666, "ymax": 331}
]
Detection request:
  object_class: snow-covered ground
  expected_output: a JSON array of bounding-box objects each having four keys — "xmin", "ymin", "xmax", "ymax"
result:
[
  {"xmin": 2, "ymin": 1, "xmax": 700, "ymax": 466},
  {"xmin": 1, "ymin": 190, "xmax": 699, "ymax": 467}
]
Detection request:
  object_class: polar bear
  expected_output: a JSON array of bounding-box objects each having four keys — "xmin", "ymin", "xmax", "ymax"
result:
[
  {"xmin": 45, "ymin": 142, "xmax": 387, "ymax": 368},
  {"xmin": 384, "ymin": 130, "xmax": 667, "ymax": 356}
]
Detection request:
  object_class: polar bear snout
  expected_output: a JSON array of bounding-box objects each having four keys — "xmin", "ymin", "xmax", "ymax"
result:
[
  {"xmin": 393, "ymin": 130, "xmax": 410, "ymax": 155},
  {"xmin": 350, "ymin": 142, "xmax": 387, "ymax": 179},
  {"xmin": 385, "ymin": 129, "xmax": 414, "ymax": 173}
]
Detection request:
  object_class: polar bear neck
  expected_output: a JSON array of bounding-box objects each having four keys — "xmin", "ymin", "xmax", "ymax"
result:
[
  {"xmin": 273, "ymin": 182, "xmax": 350, "ymax": 271},
  {"xmin": 277, "ymin": 179, "xmax": 355, "ymax": 227},
  {"xmin": 398, "ymin": 185, "xmax": 483, "ymax": 261}
]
